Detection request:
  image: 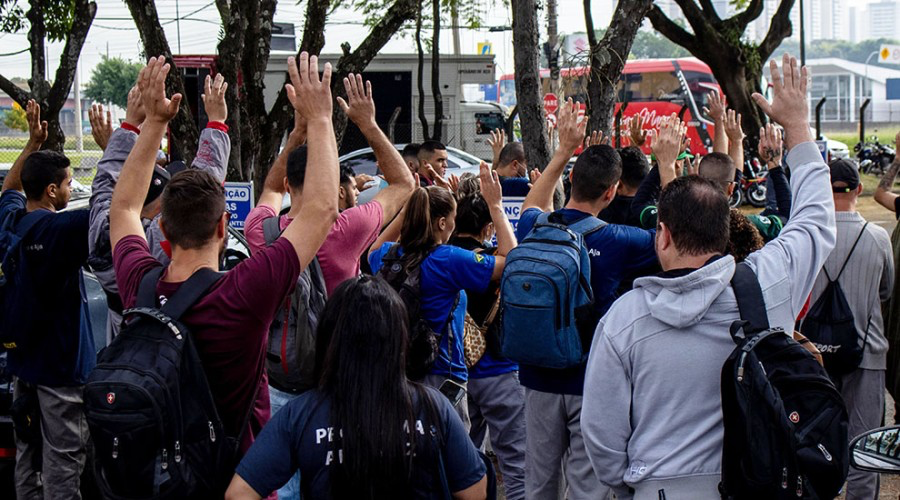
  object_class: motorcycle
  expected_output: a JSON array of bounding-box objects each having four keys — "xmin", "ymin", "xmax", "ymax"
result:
[
  {"xmin": 855, "ymin": 135, "xmax": 896, "ymax": 177},
  {"xmin": 729, "ymin": 157, "xmax": 768, "ymax": 209}
]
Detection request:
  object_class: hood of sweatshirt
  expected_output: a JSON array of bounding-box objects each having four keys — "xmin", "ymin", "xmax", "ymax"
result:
[{"xmin": 632, "ymin": 255, "xmax": 737, "ymax": 329}]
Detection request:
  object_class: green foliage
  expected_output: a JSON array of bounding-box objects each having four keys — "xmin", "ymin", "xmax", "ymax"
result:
[
  {"xmin": 0, "ymin": 0, "xmax": 77, "ymax": 42},
  {"xmin": 84, "ymin": 56, "xmax": 143, "ymax": 108},
  {"xmin": 628, "ymin": 29, "xmax": 690, "ymax": 59},
  {"xmin": 772, "ymin": 37, "xmax": 900, "ymax": 67},
  {"xmin": 2, "ymin": 102, "xmax": 27, "ymax": 132}
]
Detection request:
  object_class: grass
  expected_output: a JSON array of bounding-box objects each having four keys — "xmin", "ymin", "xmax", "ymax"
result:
[
  {"xmin": 825, "ymin": 126, "xmax": 900, "ymax": 151},
  {"xmin": 0, "ymin": 136, "xmax": 103, "ymax": 151},
  {"xmin": 0, "ymin": 149, "xmax": 100, "ymax": 185}
]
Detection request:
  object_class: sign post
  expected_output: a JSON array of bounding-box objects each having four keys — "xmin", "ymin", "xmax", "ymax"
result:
[
  {"xmin": 880, "ymin": 45, "xmax": 900, "ymax": 65},
  {"xmin": 224, "ymin": 182, "xmax": 254, "ymax": 230}
]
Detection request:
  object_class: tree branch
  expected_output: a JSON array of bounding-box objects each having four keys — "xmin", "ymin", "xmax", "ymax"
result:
[
  {"xmin": 214, "ymin": 0, "xmax": 230, "ymax": 25},
  {"xmin": 697, "ymin": 0, "xmax": 721, "ymax": 25},
  {"xmin": 647, "ymin": 5, "xmax": 700, "ymax": 53},
  {"xmin": 759, "ymin": 0, "xmax": 796, "ymax": 59},
  {"xmin": 734, "ymin": 0, "xmax": 764, "ymax": 30},
  {"xmin": 0, "ymin": 74, "xmax": 31, "ymax": 106},
  {"xmin": 48, "ymin": 0, "xmax": 96, "ymax": 116},
  {"xmin": 26, "ymin": 0, "xmax": 48, "ymax": 104},
  {"xmin": 672, "ymin": 0, "xmax": 712, "ymax": 38}
]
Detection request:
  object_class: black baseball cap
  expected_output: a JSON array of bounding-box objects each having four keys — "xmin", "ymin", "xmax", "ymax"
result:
[
  {"xmin": 144, "ymin": 165, "xmax": 171, "ymax": 206},
  {"xmin": 829, "ymin": 159, "xmax": 860, "ymax": 193}
]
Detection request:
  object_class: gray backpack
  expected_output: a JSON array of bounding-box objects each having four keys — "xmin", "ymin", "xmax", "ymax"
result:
[{"xmin": 262, "ymin": 216, "xmax": 327, "ymax": 393}]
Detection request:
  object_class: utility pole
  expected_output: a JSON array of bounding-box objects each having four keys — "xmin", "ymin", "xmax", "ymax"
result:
[
  {"xmin": 798, "ymin": 0, "xmax": 806, "ymax": 66},
  {"xmin": 176, "ymin": 0, "xmax": 182, "ymax": 54},
  {"xmin": 546, "ymin": 0, "xmax": 560, "ymax": 148},
  {"xmin": 451, "ymin": 1, "xmax": 461, "ymax": 55},
  {"xmin": 74, "ymin": 59, "xmax": 83, "ymax": 153}
]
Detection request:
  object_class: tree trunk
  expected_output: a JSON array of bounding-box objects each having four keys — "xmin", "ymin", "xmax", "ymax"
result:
[
  {"xmin": 416, "ymin": 2, "xmax": 430, "ymax": 140},
  {"xmin": 511, "ymin": 0, "xmax": 551, "ymax": 172},
  {"xmin": 430, "ymin": 0, "xmax": 443, "ymax": 141},
  {"xmin": 215, "ymin": 0, "xmax": 246, "ymax": 181},
  {"xmin": 584, "ymin": 0, "xmax": 652, "ymax": 137},
  {"xmin": 237, "ymin": 0, "xmax": 276, "ymax": 183},
  {"xmin": 647, "ymin": 0, "xmax": 796, "ymax": 152},
  {"xmin": 124, "ymin": 0, "xmax": 199, "ymax": 165}
]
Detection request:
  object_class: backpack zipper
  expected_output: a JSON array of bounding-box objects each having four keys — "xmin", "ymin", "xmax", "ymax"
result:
[
  {"xmin": 737, "ymin": 352, "xmax": 748, "ymax": 382},
  {"xmin": 781, "ymin": 467, "xmax": 788, "ymax": 489},
  {"xmin": 209, "ymin": 421, "xmax": 216, "ymax": 442},
  {"xmin": 795, "ymin": 475, "xmax": 803, "ymax": 497},
  {"xmin": 174, "ymin": 441, "xmax": 182, "ymax": 463},
  {"xmin": 818, "ymin": 443, "xmax": 832, "ymax": 461},
  {"xmin": 162, "ymin": 448, "xmax": 168, "ymax": 470},
  {"xmin": 112, "ymin": 437, "xmax": 119, "ymax": 459}
]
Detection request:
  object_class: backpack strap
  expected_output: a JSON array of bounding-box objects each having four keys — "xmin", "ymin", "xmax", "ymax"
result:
[
  {"xmin": 136, "ymin": 267, "xmax": 165, "ymax": 308},
  {"xmin": 135, "ymin": 266, "xmax": 223, "ymax": 320},
  {"xmin": 262, "ymin": 216, "xmax": 283, "ymax": 247},
  {"xmin": 730, "ymin": 262, "xmax": 771, "ymax": 335},
  {"xmin": 567, "ymin": 215, "xmax": 607, "ymax": 236},
  {"xmin": 825, "ymin": 222, "xmax": 868, "ymax": 283},
  {"xmin": 12, "ymin": 209, "xmax": 50, "ymax": 238}
]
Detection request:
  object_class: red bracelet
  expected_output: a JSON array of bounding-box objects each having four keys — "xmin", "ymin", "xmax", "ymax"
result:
[
  {"xmin": 206, "ymin": 121, "xmax": 229, "ymax": 133},
  {"xmin": 120, "ymin": 122, "xmax": 141, "ymax": 134}
]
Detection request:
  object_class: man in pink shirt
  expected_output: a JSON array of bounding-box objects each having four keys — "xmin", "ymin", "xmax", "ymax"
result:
[{"xmin": 245, "ymin": 74, "xmax": 416, "ymax": 295}]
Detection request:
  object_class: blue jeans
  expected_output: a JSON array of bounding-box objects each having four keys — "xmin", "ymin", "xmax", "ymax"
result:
[{"xmin": 269, "ymin": 385, "xmax": 301, "ymax": 500}]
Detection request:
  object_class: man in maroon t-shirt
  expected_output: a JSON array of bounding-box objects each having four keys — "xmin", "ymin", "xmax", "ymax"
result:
[{"xmin": 108, "ymin": 53, "xmax": 339, "ymax": 452}]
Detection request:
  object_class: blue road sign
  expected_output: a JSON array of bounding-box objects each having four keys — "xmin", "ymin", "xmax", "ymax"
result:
[{"xmin": 224, "ymin": 182, "xmax": 254, "ymax": 230}]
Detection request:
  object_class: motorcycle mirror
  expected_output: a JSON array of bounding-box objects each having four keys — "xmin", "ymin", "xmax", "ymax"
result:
[{"xmin": 851, "ymin": 426, "xmax": 900, "ymax": 474}]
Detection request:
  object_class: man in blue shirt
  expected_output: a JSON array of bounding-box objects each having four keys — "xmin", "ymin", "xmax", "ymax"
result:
[
  {"xmin": 515, "ymin": 100, "xmax": 657, "ymax": 499},
  {"xmin": 494, "ymin": 142, "xmax": 532, "ymax": 197},
  {"xmin": 0, "ymin": 100, "xmax": 93, "ymax": 499}
]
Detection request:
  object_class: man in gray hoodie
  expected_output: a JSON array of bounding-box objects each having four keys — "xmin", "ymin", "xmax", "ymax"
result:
[
  {"xmin": 581, "ymin": 53, "xmax": 836, "ymax": 499},
  {"xmin": 88, "ymin": 74, "xmax": 231, "ymax": 341}
]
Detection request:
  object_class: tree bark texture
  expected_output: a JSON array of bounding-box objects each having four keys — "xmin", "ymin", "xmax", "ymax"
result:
[
  {"xmin": 430, "ymin": 0, "xmax": 443, "ymax": 141},
  {"xmin": 416, "ymin": 1, "xmax": 430, "ymax": 140},
  {"xmin": 124, "ymin": 0, "xmax": 199, "ymax": 164},
  {"xmin": 648, "ymin": 0, "xmax": 796, "ymax": 153},
  {"xmin": 583, "ymin": 0, "xmax": 652, "ymax": 137},
  {"xmin": 511, "ymin": 0, "xmax": 551, "ymax": 172}
]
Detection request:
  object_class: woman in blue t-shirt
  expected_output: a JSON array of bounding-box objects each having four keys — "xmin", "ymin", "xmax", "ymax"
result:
[
  {"xmin": 226, "ymin": 276, "xmax": 487, "ymax": 499},
  {"xmin": 368, "ymin": 162, "xmax": 516, "ymax": 427}
]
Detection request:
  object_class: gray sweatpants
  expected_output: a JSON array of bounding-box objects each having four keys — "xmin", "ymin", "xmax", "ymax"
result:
[
  {"xmin": 839, "ymin": 368, "xmax": 884, "ymax": 500},
  {"xmin": 424, "ymin": 374, "xmax": 471, "ymax": 432},
  {"xmin": 524, "ymin": 388, "xmax": 610, "ymax": 500},
  {"xmin": 469, "ymin": 371, "xmax": 527, "ymax": 500},
  {"xmin": 14, "ymin": 379, "xmax": 90, "ymax": 500}
]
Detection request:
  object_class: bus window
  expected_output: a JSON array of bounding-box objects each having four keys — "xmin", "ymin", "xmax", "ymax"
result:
[{"xmin": 616, "ymin": 71, "xmax": 684, "ymax": 103}]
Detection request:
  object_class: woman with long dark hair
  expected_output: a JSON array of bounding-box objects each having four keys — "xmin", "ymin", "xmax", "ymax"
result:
[
  {"xmin": 367, "ymin": 162, "xmax": 516, "ymax": 427},
  {"xmin": 225, "ymin": 275, "xmax": 488, "ymax": 499}
]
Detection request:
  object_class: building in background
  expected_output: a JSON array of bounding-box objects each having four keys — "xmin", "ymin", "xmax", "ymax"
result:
[{"xmin": 869, "ymin": 1, "xmax": 900, "ymax": 40}]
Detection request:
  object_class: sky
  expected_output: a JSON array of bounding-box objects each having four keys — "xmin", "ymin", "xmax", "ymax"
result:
[{"xmin": 0, "ymin": 0, "xmax": 615, "ymax": 85}]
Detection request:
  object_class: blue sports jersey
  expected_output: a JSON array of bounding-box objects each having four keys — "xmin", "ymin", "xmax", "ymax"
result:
[{"xmin": 369, "ymin": 243, "xmax": 495, "ymax": 382}]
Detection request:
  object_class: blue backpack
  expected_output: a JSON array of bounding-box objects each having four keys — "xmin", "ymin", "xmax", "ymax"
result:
[
  {"xmin": 500, "ymin": 212, "xmax": 605, "ymax": 369},
  {"xmin": 0, "ymin": 208, "xmax": 49, "ymax": 351}
]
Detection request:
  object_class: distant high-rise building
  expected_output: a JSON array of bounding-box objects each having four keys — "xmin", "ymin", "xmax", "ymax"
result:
[{"xmin": 869, "ymin": 1, "xmax": 900, "ymax": 40}]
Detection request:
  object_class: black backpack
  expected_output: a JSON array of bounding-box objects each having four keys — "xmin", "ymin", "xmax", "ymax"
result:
[
  {"xmin": 800, "ymin": 223, "xmax": 868, "ymax": 377},
  {"xmin": 377, "ymin": 245, "xmax": 458, "ymax": 380},
  {"xmin": 262, "ymin": 216, "xmax": 327, "ymax": 394},
  {"xmin": 84, "ymin": 267, "xmax": 258, "ymax": 499},
  {"xmin": 0, "ymin": 209, "xmax": 48, "ymax": 351},
  {"xmin": 720, "ymin": 263, "xmax": 849, "ymax": 500}
]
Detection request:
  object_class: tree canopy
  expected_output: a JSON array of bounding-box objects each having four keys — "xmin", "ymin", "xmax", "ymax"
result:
[{"xmin": 84, "ymin": 56, "xmax": 143, "ymax": 109}]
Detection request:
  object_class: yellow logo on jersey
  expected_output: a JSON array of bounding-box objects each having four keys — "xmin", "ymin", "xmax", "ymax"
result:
[{"xmin": 474, "ymin": 253, "xmax": 485, "ymax": 264}]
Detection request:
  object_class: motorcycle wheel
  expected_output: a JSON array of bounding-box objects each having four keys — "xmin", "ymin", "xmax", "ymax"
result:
[
  {"xmin": 747, "ymin": 184, "xmax": 767, "ymax": 208},
  {"xmin": 729, "ymin": 187, "xmax": 743, "ymax": 208}
]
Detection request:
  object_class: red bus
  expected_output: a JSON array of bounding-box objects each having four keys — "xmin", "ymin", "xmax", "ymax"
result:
[{"xmin": 497, "ymin": 58, "xmax": 722, "ymax": 155}]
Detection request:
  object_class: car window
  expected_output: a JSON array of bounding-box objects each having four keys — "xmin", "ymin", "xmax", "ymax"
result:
[{"xmin": 341, "ymin": 152, "xmax": 379, "ymax": 176}]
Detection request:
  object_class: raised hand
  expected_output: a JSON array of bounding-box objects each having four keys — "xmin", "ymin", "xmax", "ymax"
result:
[
  {"xmin": 202, "ymin": 73, "xmax": 228, "ymax": 123},
  {"xmin": 25, "ymin": 99, "xmax": 48, "ymax": 147},
  {"xmin": 425, "ymin": 163, "xmax": 451, "ymax": 191},
  {"xmin": 287, "ymin": 53, "xmax": 333, "ymax": 122},
  {"xmin": 336, "ymin": 73, "xmax": 376, "ymax": 129},
  {"xmin": 139, "ymin": 56, "xmax": 182, "ymax": 124},
  {"xmin": 123, "ymin": 85, "xmax": 145, "ymax": 128},
  {"xmin": 653, "ymin": 114, "xmax": 687, "ymax": 187},
  {"xmin": 628, "ymin": 114, "xmax": 648, "ymax": 147},
  {"xmin": 557, "ymin": 98, "xmax": 587, "ymax": 154},
  {"xmin": 724, "ymin": 109, "xmax": 743, "ymax": 143},
  {"xmin": 687, "ymin": 154, "xmax": 702, "ymax": 176},
  {"xmin": 355, "ymin": 173, "xmax": 376, "ymax": 192},
  {"xmin": 448, "ymin": 174, "xmax": 461, "ymax": 195},
  {"xmin": 703, "ymin": 89, "xmax": 727, "ymax": 122},
  {"xmin": 751, "ymin": 53, "xmax": 811, "ymax": 149},
  {"xmin": 488, "ymin": 129, "xmax": 506, "ymax": 162},
  {"xmin": 479, "ymin": 161, "xmax": 502, "ymax": 209},
  {"xmin": 89, "ymin": 103, "xmax": 113, "ymax": 150},
  {"xmin": 528, "ymin": 168, "xmax": 542, "ymax": 188},
  {"xmin": 758, "ymin": 124, "xmax": 784, "ymax": 167},
  {"xmin": 585, "ymin": 130, "xmax": 605, "ymax": 148}
]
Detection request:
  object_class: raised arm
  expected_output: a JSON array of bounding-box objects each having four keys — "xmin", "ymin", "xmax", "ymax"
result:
[
  {"xmin": 279, "ymin": 53, "xmax": 340, "ymax": 268},
  {"xmin": 338, "ymin": 73, "xmax": 415, "ymax": 225},
  {"xmin": 758, "ymin": 124, "xmax": 792, "ymax": 219},
  {"xmin": 478, "ymin": 161, "xmax": 515, "ymax": 280},
  {"xmin": 703, "ymin": 89, "xmax": 728, "ymax": 154},
  {"xmin": 191, "ymin": 73, "xmax": 230, "ymax": 182},
  {"xmin": 652, "ymin": 114, "xmax": 686, "ymax": 189},
  {"xmin": 2, "ymin": 100, "xmax": 48, "ymax": 193},
  {"xmin": 89, "ymin": 103, "xmax": 114, "ymax": 151},
  {"xmin": 522, "ymin": 99, "xmax": 585, "ymax": 213},
  {"xmin": 258, "ymin": 110, "xmax": 306, "ymax": 212},
  {"xmin": 875, "ymin": 132, "xmax": 900, "ymax": 213},
  {"xmin": 110, "ymin": 57, "xmax": 183, "ymax": 250},
  {"xmin": 724, "ymin": 109, "xmax": 744, "ymax": 171},
  {"xmin": 746, "ymin": 54, "xmax": 835, "ymax": 320},
  {"xmin": 488, "ymin": 129, "xmax": 506, "ymax": 168}
]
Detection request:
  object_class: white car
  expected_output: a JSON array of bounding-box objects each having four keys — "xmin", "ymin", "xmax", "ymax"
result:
[
  {"xmin": 341, "ymin": 144, "xmax": 484, "ymax": 205},
  {"xmin": 810, "ymin": 127, "xmax": 850, "ymax": 160}
]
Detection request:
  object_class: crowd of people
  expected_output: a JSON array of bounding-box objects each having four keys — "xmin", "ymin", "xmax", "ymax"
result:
[{"xmin": 0, "ymin": 50, "xmax": 896, "ymax": 500}]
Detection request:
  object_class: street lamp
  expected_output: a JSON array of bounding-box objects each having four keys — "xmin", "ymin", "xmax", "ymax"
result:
[{"xmin": 863, "ymin": 50, "xmax": 878, "ymax": 103}]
